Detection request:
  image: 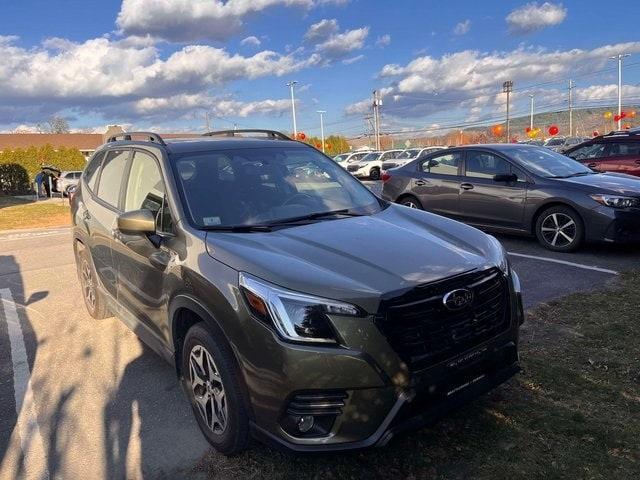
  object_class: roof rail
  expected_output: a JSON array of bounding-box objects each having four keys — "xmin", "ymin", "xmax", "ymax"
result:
[
  {"xmin": 202, "ymin": 129, "xmax": 292, "ymax": 141},
  {"xmin": 107, "ymin": 131, "xmax": 166, "ymax": 145}
]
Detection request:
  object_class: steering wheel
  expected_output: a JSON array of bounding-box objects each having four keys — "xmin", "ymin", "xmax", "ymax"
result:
[{"xmin": 281, "ymin": 192, "xmax": 317, "ymax": 207}]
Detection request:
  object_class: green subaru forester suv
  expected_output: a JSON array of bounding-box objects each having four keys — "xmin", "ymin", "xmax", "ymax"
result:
[{"xmin": 71, "ymin": 130, "xmax": 523, "ymax": 454}]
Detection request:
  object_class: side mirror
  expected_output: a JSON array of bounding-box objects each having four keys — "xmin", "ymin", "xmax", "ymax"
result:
[
  {"xmin": 117, "ymin": 209, "xmax": 156, "ymax": 235},
  {"xmin": 493, "ymin": 173, "xmax": 518, "ymax": 183}
]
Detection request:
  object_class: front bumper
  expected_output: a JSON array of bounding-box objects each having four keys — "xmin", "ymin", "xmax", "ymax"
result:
[
  {"xmin": 585, "ymin": 206, "xmax": 640, "ymax": 243},
  {"xmin": 238, "ymin": 270, "xmax": 523, "ymax": 452}
]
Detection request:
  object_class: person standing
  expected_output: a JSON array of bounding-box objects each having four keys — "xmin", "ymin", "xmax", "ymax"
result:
[{"xmin": 35, "ymin": 171, "xmax": 44, "ymax": 197}]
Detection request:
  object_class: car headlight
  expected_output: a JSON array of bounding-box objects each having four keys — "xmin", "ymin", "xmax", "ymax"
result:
[
  {"xmin": 590, "ymin": 194, "xmax": 639, "ymax": 209},
  {"xmin": 239, "ymin": 273, "xmax": 362, "ymax": 344},
  {"xmin": 487, "ymin": 235, "xmax": 509, "ymax": 274}
]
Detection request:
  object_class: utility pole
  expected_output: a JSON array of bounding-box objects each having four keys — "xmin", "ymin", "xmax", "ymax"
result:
[
  {"xmin": 503, "ymin": 80, "xmax": 513, "ymax": 143},
  {"xmin": 610, "ymin": 53, "xmax": 630, "ymax": 130},
  {"xmin": 286, "ymin": 81, "xmax": 298, "ymax": 137},
  {"xmin": 372, "ymin": 90, "xmax": 382, "ymax": 150},
  {"xmin": 529, "ymin": 94, "xmax": 534, "ymax": 130},
  {"xmin": 568, "ymin": 80, "xmax": 574, "ymax": 136},
  {"xmin": 317, "ymin": 110, "xmax": 326, "ymax": 153},
  {"xmin": 205, "ymin": 111, "xmax": 211, "ymax": 132}
]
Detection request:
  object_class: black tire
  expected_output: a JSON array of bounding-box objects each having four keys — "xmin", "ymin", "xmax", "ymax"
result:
[
  {"xmin": 535, "ymin": 205, "xmax": 584, "ymax": 252},
  {"xmin": 182, "ymin": 323, "xmax": 251, "ymax": 455},
  {"xmin": 74, "ymin": 242, "xmax": 109, "ymax": 319},
  {"xmin": 398, "ymin": 195, "xmax": 423, "ymax": 210},
  {"xmin": 369, "ymin": 168, "xmax": 381, "ymax": 181}
]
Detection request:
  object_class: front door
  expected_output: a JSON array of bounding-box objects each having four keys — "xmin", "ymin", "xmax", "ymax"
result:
[
  {"xmin": 412, "ymin": 151, "xmax": 464, "ymax": 218},
  {"xmin": 458, "ymin": 150, "xmax": 528, "ymax": 229},
  {"xmin": 112, "ymin": 150, "xmax": 174, "ymax": 345}
]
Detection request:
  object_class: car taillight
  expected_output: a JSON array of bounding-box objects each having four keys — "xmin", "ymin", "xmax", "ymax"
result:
[{"xmin": 381, "ymin": 171, "xmax": 391, "ymax": 183}]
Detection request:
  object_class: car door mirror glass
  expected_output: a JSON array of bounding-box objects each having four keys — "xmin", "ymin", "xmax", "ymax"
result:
[{"xmin": 117, "ymin": 209, "xmax": 156, "ymax": 235}]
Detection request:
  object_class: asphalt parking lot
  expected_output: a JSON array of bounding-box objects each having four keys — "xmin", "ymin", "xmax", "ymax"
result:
[{"xmin": 0, "ymin": 198, "xmax": 638, "ymax": 478}]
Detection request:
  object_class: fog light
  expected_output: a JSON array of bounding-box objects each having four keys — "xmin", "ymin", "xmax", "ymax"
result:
[{"xmin": 297, "ymin": 415, "xmax": 315, "ymax": 433}]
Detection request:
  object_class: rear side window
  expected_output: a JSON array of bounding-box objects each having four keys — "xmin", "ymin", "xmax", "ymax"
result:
[
  {"xmin": 421, "ymin": 152, "xmax": 462, "ymax": 176},
  {"xmin": 83, "ymin": 152, "xmax": 104, "ymax": 192},
  {"xmin": 568, "ymin": 143, "xmax": 606, "ymax": 160},
  {"xmin": 97, "ymin": 149, "xmax": 130, "ymax": 208},
  {"xmin": 608, "ymin": 142, "xmax": 640, "ymax": 157}
]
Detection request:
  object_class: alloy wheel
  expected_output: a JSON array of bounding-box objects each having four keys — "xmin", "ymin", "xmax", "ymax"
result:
[
  {"xmin": 189, "ymin": 345, "xmax": 227, "ymax": 434},
  {"xmin": 81, "ymin": 259, "xmax": 96, "ymax": 310},
  {"xmin": 403, "ymin": 200, "xmax": 418, "ymax": 209},
  {"xmin": 540, "ymin": 213, "xmax": 576, "ymax": 248}
]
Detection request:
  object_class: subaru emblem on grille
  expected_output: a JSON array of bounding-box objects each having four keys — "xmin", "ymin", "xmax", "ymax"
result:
[{"xmin": 443, "ymin": 288, "xmax": 474, "ymax": 310}]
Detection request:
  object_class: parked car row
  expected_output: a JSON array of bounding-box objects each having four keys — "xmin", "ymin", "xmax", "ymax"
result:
[{"xmin": 381, "ymin": 143, "xmax": 640, "ymax": 252}]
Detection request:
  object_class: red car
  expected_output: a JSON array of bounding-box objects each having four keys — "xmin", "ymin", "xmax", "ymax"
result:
[{"xmin": 564, "ymin": 129, "xmax": 640, "ymax": 177}]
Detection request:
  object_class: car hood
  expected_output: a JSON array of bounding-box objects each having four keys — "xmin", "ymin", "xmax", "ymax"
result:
[
  {"xmin": 205, "ymin": 205, "xmax": 502, "ymax": 312},
  {"xmin": 559, "ymin": 172, "xmax": 640, "ymax": 196}
]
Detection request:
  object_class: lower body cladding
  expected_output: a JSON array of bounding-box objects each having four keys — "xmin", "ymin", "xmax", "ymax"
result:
[{"xmin": 243, "ymin": 274, "xmax": 524, "ymax": 452}]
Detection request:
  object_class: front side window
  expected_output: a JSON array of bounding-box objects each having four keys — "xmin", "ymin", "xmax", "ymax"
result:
[
  {"xmin": 360, "ymin": 152, "xmax": 382, "ymax": 162},
  {"xmin": 96, "ymin": 150, "xmax": 129, "ymax": 207},
  {"xmin": 173, "ymin": 146, "xmax": 381, "ymax": 228},
  {"xmin": 568, "ymin": 143, "xmax": 606, "ymax": 160},
  {"xmin": 465, "ymin": 151, "xmax": 511, "ymax": 179},
  {"xmin": 608, "ymin": 142, "xmax": 640, "ymax": 157},
  {"xmin": 421, "ymin": 152, "xmax": 462, "ymax": 176}
]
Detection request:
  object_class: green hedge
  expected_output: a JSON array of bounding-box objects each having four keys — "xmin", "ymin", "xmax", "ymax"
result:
[{"xmin": 0, "ymin": 145, "xmax": 87, "ymax": 194}]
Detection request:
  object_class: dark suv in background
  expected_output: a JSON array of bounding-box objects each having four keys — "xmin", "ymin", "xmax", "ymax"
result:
[
  {"xmin": 72, "ymin": 130, "xmax": 523, "ymax": 454},
  {"xmin": 564, "ymin": 129, "xmax": 640, "ymax": 177}
]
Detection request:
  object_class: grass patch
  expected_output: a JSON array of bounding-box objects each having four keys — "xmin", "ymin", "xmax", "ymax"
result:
[
  {"xmin": 191, "ymin": 272, "xmax": 640, "ymax": 480},
  {"xmin": 0, "ymin": 196, "xmax": 70, "ymax": 230}
]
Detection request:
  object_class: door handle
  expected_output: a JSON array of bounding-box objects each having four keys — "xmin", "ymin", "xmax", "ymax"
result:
[
  {"xmin": 587, "ymin": 163, "xmax": 597, "ymax": 168},
  {"xmin": 414, "ymin": 180, "xmax": 426, "ymax": 186},
  {"xmin": 460, "ymin": 183, "xmax": 474, "ymax": 190},
  {"xmin": 149, "ymin": 250, "xmax": 170, "ymax": 270}
]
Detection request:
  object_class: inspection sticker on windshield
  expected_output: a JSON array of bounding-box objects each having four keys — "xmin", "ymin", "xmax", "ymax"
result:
[{"xmin": 203, "ymin": 216, "xmax": 221, "ymax": 226}]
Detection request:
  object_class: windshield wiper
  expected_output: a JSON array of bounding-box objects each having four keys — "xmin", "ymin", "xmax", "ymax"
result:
[
  {"xmin": 202, "ymin": 225, "xmax": 272, "ymax": 232},
  {"xmin": 267, "ymin": 209, "xmax": 365, "ymax": 226},
  {"xmin": 549, "ymin": 171, "xmax": 596, "ymax": 179}
]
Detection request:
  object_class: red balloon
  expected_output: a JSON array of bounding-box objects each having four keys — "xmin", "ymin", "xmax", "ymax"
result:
[
  {"xmin": 620, "ymin": 111, "xmax": 627, "ymax": 119},
  {"xmin": 315, "ymin": 143, "xmax": 322, "ymax": 149},
  {"xmin": 296, "ymin": 132, "xmax": 306, "ymax": 140},
  {"xmin": 525, "ymin": 126, "xmax": 531, "ymax": 133},
  {"xmin": 548, "ymin": 125, "xmax": 559, "ymax": 136},
  {"xmin": 490, "ymin": 124, "xmax": 504, "ymax": 136},
  {"xmin": 614, "ymin": 114, "xmax": 621, "ymax": 122},
  {"xmin": 592, "ymin": 131, "xmax": 599, "ymax": 137}
]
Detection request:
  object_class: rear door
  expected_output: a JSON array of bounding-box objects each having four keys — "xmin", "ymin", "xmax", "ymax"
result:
[
  {"xmin": 411, "ymin": 151, "xmax": 464, "ymax": 217},
  {"xmin": 82, "ymin": 148, "xmax": 131, "ymax": 298},
  {"xmin": 458, "ymin": 150, "xmax": 528, "ymax": 229},
  {"xmin": 113, "ymin": 150, "xmax": 174, "ymax": 344},
  {"xmin": 599, "ymin": 141, "xmax": 640, "ymax": 176},
  {"xmin": 565, "ymin": 142, "xmax": 608, "ymax": 171}
]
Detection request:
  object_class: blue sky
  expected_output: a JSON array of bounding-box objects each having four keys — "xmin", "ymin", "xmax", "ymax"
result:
[{"xmin": 1, "ymin": 1, "xmax": 639, "ymax": 137}]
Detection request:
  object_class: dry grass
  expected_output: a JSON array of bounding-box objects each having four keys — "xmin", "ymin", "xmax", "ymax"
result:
[
  {"xmin": 0, "ymin": 196, "xmax": 71, "ymax": 230},
  {"xmin": 190, "ymin": 272, "xmax": 640, "ymax": 480}
]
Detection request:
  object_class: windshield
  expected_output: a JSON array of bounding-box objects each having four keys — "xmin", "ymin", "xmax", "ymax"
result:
[
  {"xmin": 545, "ymin": 138, "xmax": 564, "ymax": 146},
  {"xmin": 398, "ymin": 149, "xmax": 420, "ymax": 159},
  {"xmin": 173, "ymin": 146, "xmax": 382, "ymax": 228},
  {"xmin": 333, "ymin": 154, "xmax": 349, "ymax": 162},
  {"xmin": 360, "ymin": 152, "xmax": 382, "ymax": 162},
  {"xmin": 509, "ymin": 146, "xmax": 593, "ymax": 178}
]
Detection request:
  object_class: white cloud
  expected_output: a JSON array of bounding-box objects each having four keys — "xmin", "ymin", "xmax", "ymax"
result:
[
  {"xmin": 342, "ymin": 54, "xmax": 364, "ymax": 65},
  {"xmin": 0, "ymin": 35, "xmax": 315, "ymax": 124},
  {"xmin": 506, "ymin": 2, "xmax": 567, "ymax": 35},
  {"xmin": 453, "ymin": 20, "xmax": 471, "ymax": 36},
  {"xmin": 240, "ymin": 36, "xmax": 261, "ymax": 47},
  {"xmin": 376, "ymin": 34, "xmax": 391, "ymax": 48},
  {"xmin": 304, "ymin": 18, "xmax": 339, "ymax": 43},
  {"xmin": 117, "ymin": 0, "xmax": 327, "ymax": 42},
  {"xmin": 346, "ymin": 42, "xmax": 640, "ymax": 120}
]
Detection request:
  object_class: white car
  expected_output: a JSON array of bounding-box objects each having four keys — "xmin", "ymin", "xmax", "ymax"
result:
[
  {"xmin": 346, "ymin": 149, "xmax": 404, "ymax": 180},
  {"xmin": 332, "ymin": 151, "xmax": 370, "ymax": 168},
  {"xmin": 381, "ymin": 146, "xmax": 447, "ymax": 170}
]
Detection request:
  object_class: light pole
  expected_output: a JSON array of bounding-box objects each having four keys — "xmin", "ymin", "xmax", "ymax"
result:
[
  {"xmin": 528, "ymin": 94, "xmax": 534, "ymax": 130},
  {"xmin": 286, "ymin": 81, "xmax": 298, "ymax": 137},
  {"xmin": 317, "ymin": 110, "xmax": 326, "ymax": 153},
  {"xmin": 610, "ymin": 53, "xmax": 630, "ymax": 130},
  {"xmin": 503, "ymin": 80, "xmax": 513, "ymax": 143}
]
